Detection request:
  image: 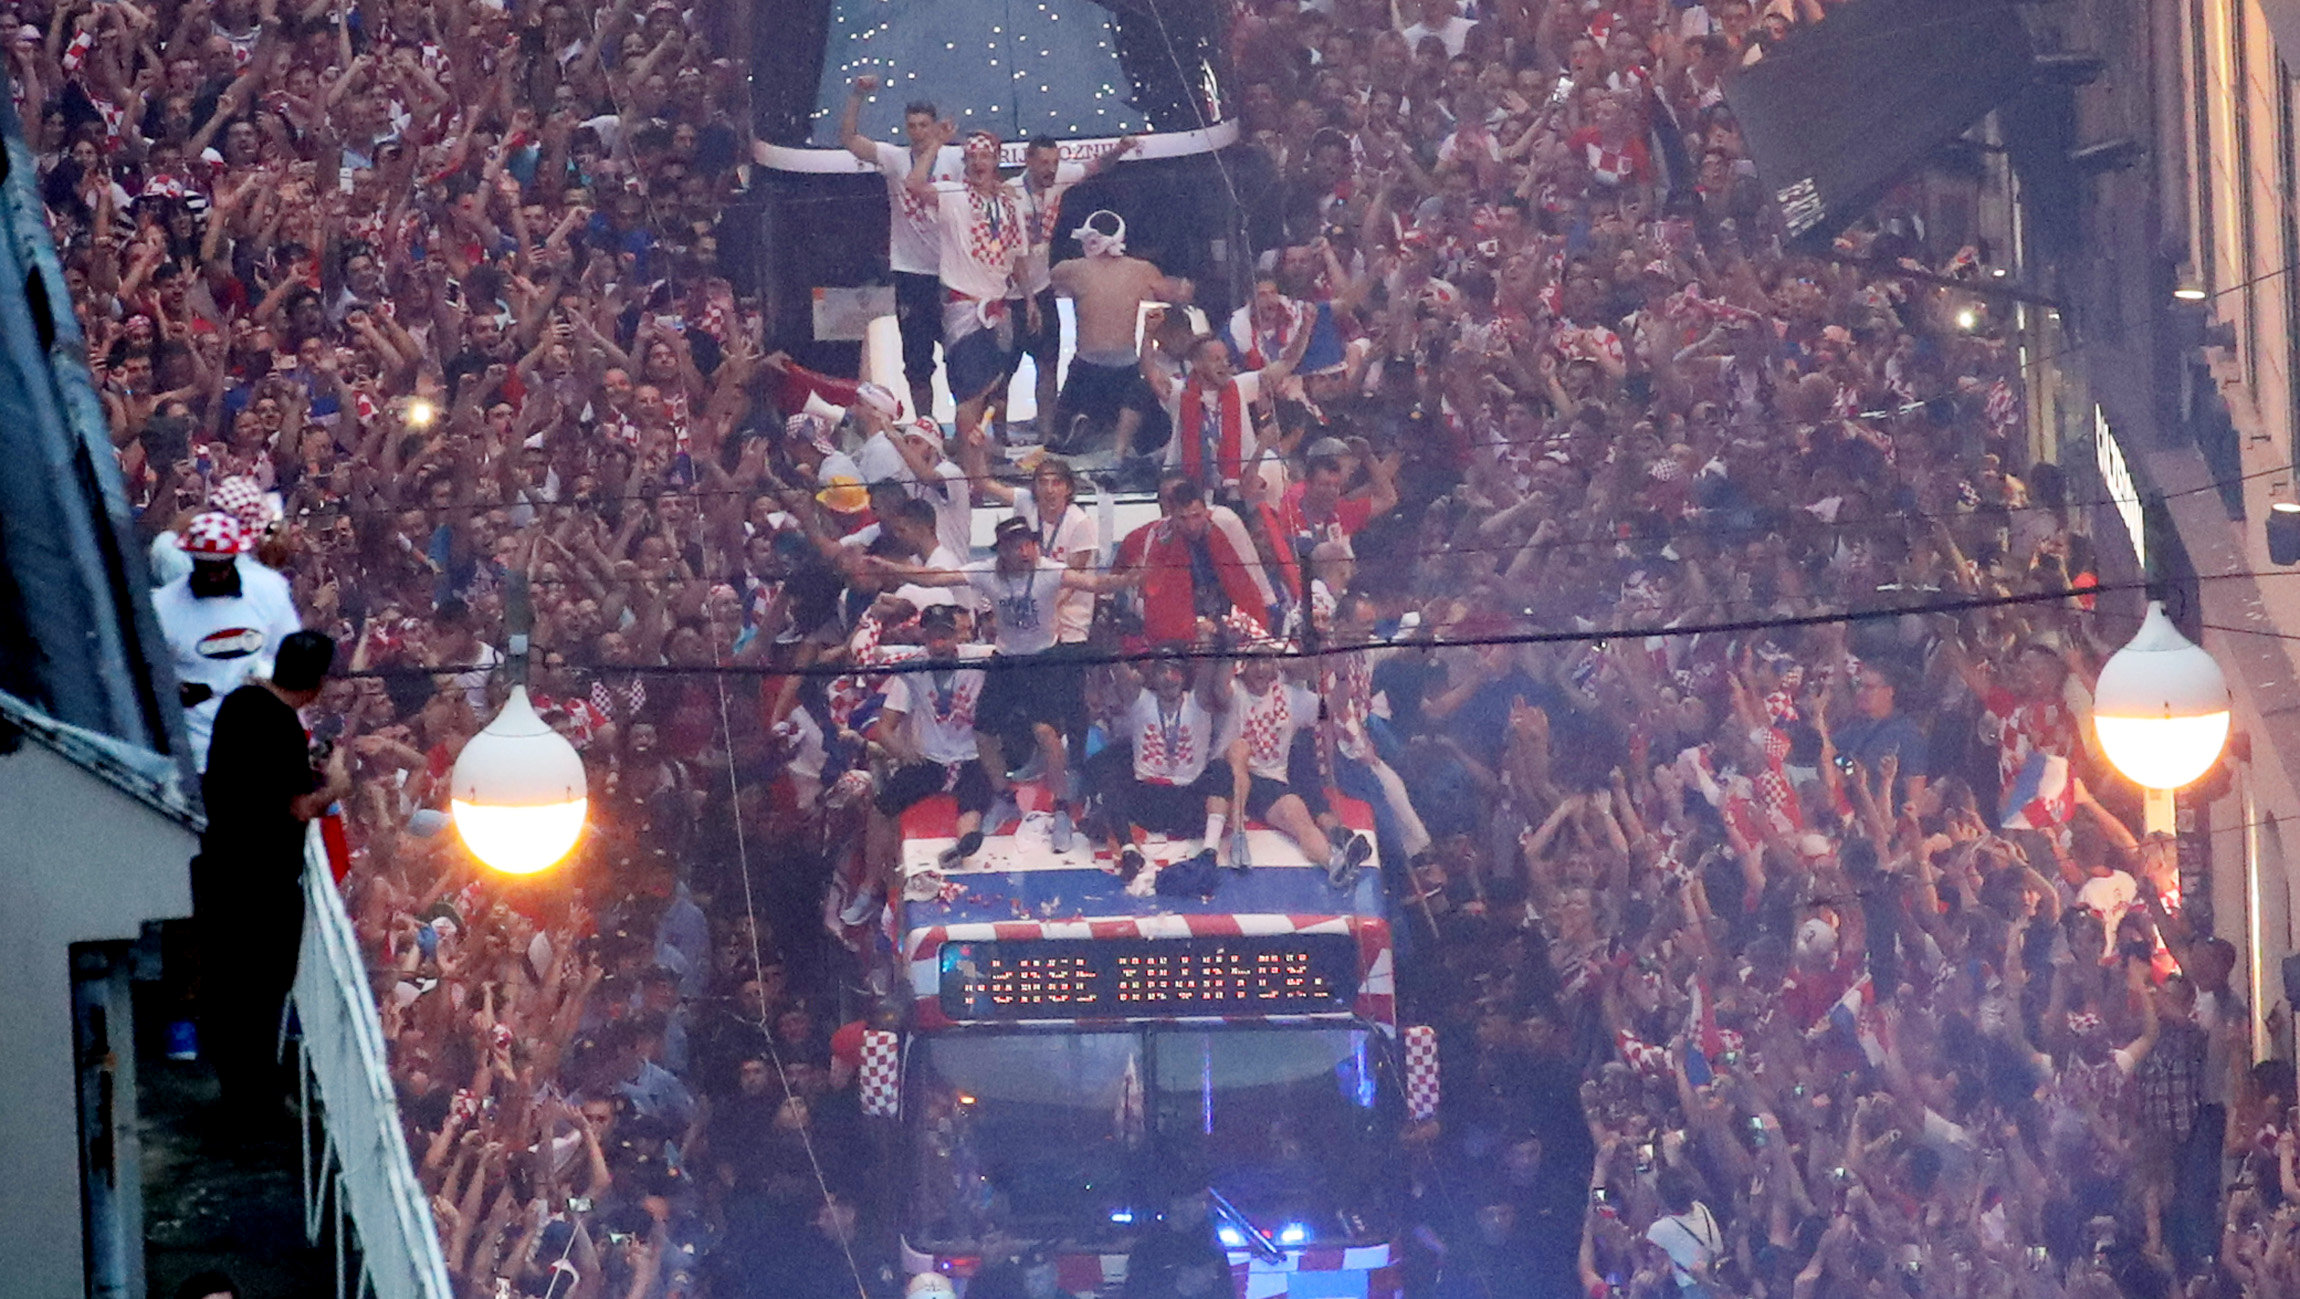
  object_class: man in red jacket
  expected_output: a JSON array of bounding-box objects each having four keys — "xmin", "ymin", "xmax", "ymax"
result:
[{"xmin": 1117, "ymin": 474, "xmax": 1274, "ymax": 645}]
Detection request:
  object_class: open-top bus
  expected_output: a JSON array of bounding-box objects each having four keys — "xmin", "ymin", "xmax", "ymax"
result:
[{"xmin": 857, "ymin": 792, "xmax": 1438, "ymax": 1298}]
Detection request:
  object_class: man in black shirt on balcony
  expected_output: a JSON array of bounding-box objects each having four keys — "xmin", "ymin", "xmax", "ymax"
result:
[{"xmin": 194, "ymin": 629, "xmax": 348, "ymax": 1128}]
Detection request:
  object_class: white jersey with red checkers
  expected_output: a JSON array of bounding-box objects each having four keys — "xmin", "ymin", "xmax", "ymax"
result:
[
  {"xmin": 1226, "ymin": 679, "xmax": 1318, "ymax": 783},
  {"xmin": 1129, "ymin": 690, "xmax": 1217, "ymax": 786}
]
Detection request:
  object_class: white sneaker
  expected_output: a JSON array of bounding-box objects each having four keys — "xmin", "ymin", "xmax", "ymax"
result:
[{"xmin": 839, "ymin": 890, "xmax": 882, "ymax": 927}]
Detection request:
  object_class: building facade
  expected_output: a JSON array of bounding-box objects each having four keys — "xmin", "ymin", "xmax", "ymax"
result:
[{"xmin": 2035, "ymin": 0, "xmax": 2300, "ymax": 1063}]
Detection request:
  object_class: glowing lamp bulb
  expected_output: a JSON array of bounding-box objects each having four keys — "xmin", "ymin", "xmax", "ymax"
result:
[
  {"xmin": 450, "ymin": 686, "xmax": 588, "ymax": 874},
  {"xmin": 1954, "ymin": 307, "xmax": 1979, "ymax": 332},
  {"xmin": 2092, "ymin": 602, "xmax": 2230, "ymax": 791}
]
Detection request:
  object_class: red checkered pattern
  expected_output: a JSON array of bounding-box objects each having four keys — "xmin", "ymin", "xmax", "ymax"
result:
[
  {"xmin": 1616, "ymin": 1026, "xmax": 1671, "ymax": 1079},
  {"xmin": 1321, "ymin": 649, "xmax": 1374, "ymax": 762},
  {"xmin": 1133, "ymin": 712, "xmax": 1201, "ymax": 781},
  {"xmin": 1754, "ymin": 765, "xmax": 1802, "ymax": 837},
  {"xmin": 1986, "ymin": 377, "xmax": 2019, "ymax": 432},
  {"xmin": 828, "ymin": 616, "xmax": 923, "ymax": 729},
  {"xmin": 1403, "ymin": 1024, "xmax": 1440, "ymax": 1121},
  {"xmin": 210, "ymin": 475, "xmax": 272, "ymax": 530},
  {"xmin": 588, "ymin": 677, "xmax": 645, "ymax": 723},
  {"xmin": 1237, "ymin": 684, "xmax": 1293, "ymax": 771},
  {"xmin": 179, "ymin": 511, "xmax": 248, "ymax": 557},
  {"xmin": 961, "ymin": 188, "xmax": 1023, "ymax": 269},
  {"xmin": 859, "ymin": 1029, "xmax": 900, "ymax": 1118},
  {"xmin": 1985, "ymin": 690, "xmax": 2078, "ymax": 790},
  {"xmin": 1762, "ymin": 689, "xmax": 1799, "ymax": 728}
]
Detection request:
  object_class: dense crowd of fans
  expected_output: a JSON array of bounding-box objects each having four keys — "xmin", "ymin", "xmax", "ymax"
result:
[{"xmin": 34, "ymin": 0, "xmax": 2288, "ymax": 1293}]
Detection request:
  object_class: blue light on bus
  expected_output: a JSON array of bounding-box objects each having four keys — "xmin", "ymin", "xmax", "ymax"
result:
[
  {"xmin": 1217, "ymin": 1226, "xmax": 1246, "ymax": 1248},
  {"xmin": 1277, "ymin": 1223, "xmax": 1310, "ymax": 1246},
  {"xmin": 1109, "ymin": 1209, "xmax": 1136, "ymax": 1225}
]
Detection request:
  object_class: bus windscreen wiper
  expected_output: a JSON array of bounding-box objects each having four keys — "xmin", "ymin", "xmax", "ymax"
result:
[{"xmin": 1205, "ymin": 1186, "xmax": 1284, "ymax": 1263}]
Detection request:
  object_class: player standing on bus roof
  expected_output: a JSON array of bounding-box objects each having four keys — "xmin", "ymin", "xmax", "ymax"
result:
[
  {"xmin": 842, "ymin": 76, "xmax": 959, "ymax": 420},
  {"xmin": 1051, "ymin": 209, "xmax": 1194, "ymax": 481},
  {"xmin": 907, "ymin": 129, "xmax": 1031, "ymax": 455},
  {"xmin": 1007, "ymin": 135, "xmax": 1138, "ymax": 446}
]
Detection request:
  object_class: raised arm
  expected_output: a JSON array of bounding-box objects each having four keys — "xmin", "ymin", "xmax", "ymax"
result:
[{"xmin": 840, "ymin": 74, "xmax": 883, "ymax": 164}]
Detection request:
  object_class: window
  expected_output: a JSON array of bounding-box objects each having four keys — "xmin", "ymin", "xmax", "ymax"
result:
[
  {"xmin": 2282, "ymin": 65, "xmax": 2300, "ymax": 473},
  {"xmin": 2234, "ymin": 3, "xmax": 2259, "ymax": 384},
  {"xmin": 2193, "ymin": 0, "xmax": 2215, "ymax": 293},
  {"xmin": 905, "ymin": 1027, "xmax": 1398, "ymax": 1253}
]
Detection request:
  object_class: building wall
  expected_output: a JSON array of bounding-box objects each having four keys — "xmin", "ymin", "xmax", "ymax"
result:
[
  {"xmin": 2163, "ymin": 0, "xmax": 2300, "ymax": 1055},
  {"xmin": 0, "ymin": 735, "xmax": 195, "ymax": 1298}
]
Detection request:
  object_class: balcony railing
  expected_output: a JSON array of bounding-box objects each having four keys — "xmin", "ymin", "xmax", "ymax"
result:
[{"xmin": 291, "ymin": 822, "xmax": 453, "ymax": 1299}]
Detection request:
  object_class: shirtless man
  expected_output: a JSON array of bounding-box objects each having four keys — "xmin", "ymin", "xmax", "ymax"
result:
[
  {"xmin": 1050, "ymin": 210, "xmax": 1192, "ymax": 481},
  {"xmin": 1010, "ymin": 137, "xmax": 1139, "ymax": 446}
]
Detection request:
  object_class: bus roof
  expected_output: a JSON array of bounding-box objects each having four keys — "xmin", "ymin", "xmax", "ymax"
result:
[{"xmin": 895, "ymin": 794, "xmax": 1384, "ymax": 932}]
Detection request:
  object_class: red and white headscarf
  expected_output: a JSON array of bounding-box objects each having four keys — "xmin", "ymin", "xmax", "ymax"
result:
[
  {"xmin": 179, "ymin": 511, "xmax": 248, "ymax": 558},
  {"xmin": 210, "ymin": 475, "xmax": 275, "ymax": 531}
]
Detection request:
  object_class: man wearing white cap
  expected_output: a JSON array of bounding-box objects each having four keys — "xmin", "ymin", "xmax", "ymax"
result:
[
  {"xmin": 151, "ymin": 511, "xmax": 305, "ymax": 771},
  {"xmin": 1050, "ymin": 208, "xmax": 1193, "ymax": 477},
  {"xmin": 787, "ymin": 411, "xmax": 863, "ymax": 490}
]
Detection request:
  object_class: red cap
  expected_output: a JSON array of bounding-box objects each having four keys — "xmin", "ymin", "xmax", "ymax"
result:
[{"xmin": 830, "ymin": 1020, "xmax": 867, "ymax": 1069}]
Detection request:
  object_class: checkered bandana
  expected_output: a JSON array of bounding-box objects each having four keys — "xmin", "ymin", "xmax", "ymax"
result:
[
  {"xmin": 179, "ymin": 511, "xmax": 248, "ymax": 557},
  {"xmin": 210, "ymin": 475, "xmax": 272, "ymax": 530}
]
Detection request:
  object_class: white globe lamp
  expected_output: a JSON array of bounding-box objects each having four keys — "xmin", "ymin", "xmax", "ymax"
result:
[
  {"xmin": 449, "ymin": 684, "xmax": 588, "ymax": 874},
  {"xmin": 2092, "ymin": 601, "xmax": 2230, "ymax": 792}
]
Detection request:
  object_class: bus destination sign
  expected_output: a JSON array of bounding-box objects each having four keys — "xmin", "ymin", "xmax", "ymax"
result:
[{"xmin": 937, "ymin": 934, "xmax": 1359, "ymax": 1021}]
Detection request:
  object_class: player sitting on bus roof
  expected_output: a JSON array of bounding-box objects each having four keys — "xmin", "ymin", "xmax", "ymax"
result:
[
  {"xmin": 1225, "ymin": 637, "xmax": 1373, "ymax": 888},
  {"xmin": 1091, "ymin": 648, "xmax": 1233, "ymax": 882},
  {"xmin": 872, "ymin": 516, "xmax": 1143, "ymax": 854},
  {"xmin": 868, "ymin": 605, "xmax": 994, "ymax": 893}
]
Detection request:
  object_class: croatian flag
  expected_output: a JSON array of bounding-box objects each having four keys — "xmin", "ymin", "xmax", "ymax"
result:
[
  {"xmin": 1826, "ymin": 975, "xmax": 1888, "ymax": 1066},
  {"xmin": 1682, "ymin": 976, "xmax": 1727, "ymax": 1085},
  {"xmin": 1998, "ymin": 752, "xmax": 2076, "ymax": 831}
]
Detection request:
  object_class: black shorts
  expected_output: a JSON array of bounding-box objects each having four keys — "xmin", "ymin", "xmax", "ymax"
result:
[
  {"xmin": 1121, "ymin": 767, "xmax": 1229, "ymax": 837},
  {"xmin": 945, "ymin": 325, "xmax": 1013, "ymax": 404},
  {"xmin": 1058, "ymin": 355, "xmax": 1156, "ymax": 427},
  {"xmin": 876, "ymin": 759, "xmax": 995, "ymax": 818},
  {"xmin": 1242, "ymin": 774, "xmax": 1289, "ymax": 821},
  {"xmin": 894, "ymin": 272, "xmax": 942, "ymax": 394},
  {"xmin": 1242, "ymin": 734, "xmax": 1331, "ymax": 820},
  {"xmin": 974, "ymin": 651, "xmax": 1084, "ymax": 747},
  {"xmin": 1018, "ymin": 287, "xmax": 1060, "ymax": 363}
]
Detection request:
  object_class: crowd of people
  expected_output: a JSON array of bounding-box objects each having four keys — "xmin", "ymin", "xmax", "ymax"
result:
[{"xmin": 33, "ymin": 0, "xmax": 2292, "ymax": 1292}]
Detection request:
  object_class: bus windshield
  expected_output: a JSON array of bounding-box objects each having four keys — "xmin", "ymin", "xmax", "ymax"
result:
[{"xmin": 906, "ymin": 1027, "xmax": 1395, "ymax": 1255}]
